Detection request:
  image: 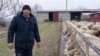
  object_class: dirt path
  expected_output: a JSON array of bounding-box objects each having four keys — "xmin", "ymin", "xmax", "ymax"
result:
[{"xmin": 33, "ymin": 22, "xmax": 61, "ymax": 56}]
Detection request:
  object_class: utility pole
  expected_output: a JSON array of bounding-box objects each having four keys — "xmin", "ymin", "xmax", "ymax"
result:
[
  {"xmin": 66, "ymin": 0, "xmax": 70, "ymax": 20},
  {"xmin": 66, "ymin": 0, "xmax": 67, "ymax": 11}
]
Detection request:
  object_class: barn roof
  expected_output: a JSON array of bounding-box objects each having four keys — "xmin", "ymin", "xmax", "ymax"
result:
[
  {"xmin": 67, "ymin": 9, "xmax": 100, "ymax": 13},
  {"xmin": 37, "ymin": 10, "xmax": 66, "ymax": 13},
  {"xmin": 37, "ymin": 9, "xmax": 100, "ymax": 13},
  {"xmin": 90, "ymin": 12, "xmax": 100, "ymax": 15}
]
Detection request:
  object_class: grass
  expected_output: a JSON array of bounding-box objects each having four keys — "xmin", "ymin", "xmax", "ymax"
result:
[{"xmin": 0, "ymin": 22, "xmax": 61, "ymax": 56}]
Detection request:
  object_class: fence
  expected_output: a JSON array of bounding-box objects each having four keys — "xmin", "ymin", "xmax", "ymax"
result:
[{"xmin": 65, "ymin": 21, "xmax": 100, "ymax": 56}]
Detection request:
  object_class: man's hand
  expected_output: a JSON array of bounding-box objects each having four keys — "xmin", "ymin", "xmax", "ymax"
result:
[
  {"xmin": 8, "ymin": 43, "xmax": 13, "ymax": 49},
  {"xmin": 36, "ymin": 42, "xmax": 41, "ymax": 49}
]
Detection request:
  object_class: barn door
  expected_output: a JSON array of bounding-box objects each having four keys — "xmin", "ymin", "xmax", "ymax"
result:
[
  {"xmin": 53, "ymin": 12, "xmax": 58, "ymax": 22},
  {"xmin": 49, "ymin": 12, "xmax": 53, "ymax": 21},
  {"xmin": 71, "ymin": 12, "xmax": 81, "ymax": 21}
]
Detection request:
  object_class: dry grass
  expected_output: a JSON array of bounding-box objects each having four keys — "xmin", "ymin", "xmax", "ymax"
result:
[{"xmin": 0, "ymin": 22, "xmax": 61, "ymax": 56}]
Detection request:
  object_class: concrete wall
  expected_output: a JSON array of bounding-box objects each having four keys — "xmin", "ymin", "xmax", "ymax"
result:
[
  {"xmin": 59, "ymin": 12, "xmax": 70, "ymax": 21},
  {"xmin": 36, "ymin": 12, "xmax": 71, "ymax": 22},
  {"xmin": 36, "ymin": 12, "xmax": 49, "ymax": 22}
]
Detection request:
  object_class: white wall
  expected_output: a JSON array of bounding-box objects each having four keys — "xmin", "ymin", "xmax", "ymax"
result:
[
  {"xmin": 36, "ymin": 12, "xmax": 49, "ymax": 22},
  {"xmin": 59, "ymin": 12, "xmax": 70, "ymax": 21},
  {"xmin": 36, "ymin": 12, "xmax": 71, "ymax": 22}
]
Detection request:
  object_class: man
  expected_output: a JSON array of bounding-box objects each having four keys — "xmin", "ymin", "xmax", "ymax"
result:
[{"xmin": 7, "ymin": 5, "xmax": 41, "ymax": 56}]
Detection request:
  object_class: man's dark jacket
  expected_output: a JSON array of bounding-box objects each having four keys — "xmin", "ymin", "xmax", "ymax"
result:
[{"xmin": 7, "ymin": 12, "xmax": 41, "ymax": 49}]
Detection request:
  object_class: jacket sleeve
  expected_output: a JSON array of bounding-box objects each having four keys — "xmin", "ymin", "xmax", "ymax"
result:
[
  {"xmin": 7, "ymin": 16, "xmax": 17, "ymax": 43},
  {"xmin": 34, "ymin": 18, "xmax": 41, "ymax": 42}
]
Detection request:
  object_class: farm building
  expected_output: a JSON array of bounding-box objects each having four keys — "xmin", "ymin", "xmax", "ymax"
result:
[
  {"xmin": 67, "ymin": 9, "xmax": 100, "ymax": 21},
  {"xmin": 90, "ymin": 12, "xmax": 100, "ymax": 22},
  {"xmin": 36, "ymin": 9, "xmax": 100, "ymax": 22},
  {"xmin": 36, "ymin": 10, "xmax": 70, "ymax": 22}
]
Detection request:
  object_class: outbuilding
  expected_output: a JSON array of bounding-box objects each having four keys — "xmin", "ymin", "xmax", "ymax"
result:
[
  {"xmin": 36, "ymin": 9, "xmax": 100, "ymax": 22},
  {"xmin": 90, "ymin": 12, "xmax": 100, "ymax": 22},
  {"xmin": 36, "ymin": 10, "xmax": 70, "ymax": 22}
]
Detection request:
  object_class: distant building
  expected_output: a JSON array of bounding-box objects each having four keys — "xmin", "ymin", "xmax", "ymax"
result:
[
  {"xmin": 36, "ymin": 10, "xmax": 70, "ymax": 22},
  {"xmin": 67, "ymin": 9, "xmax": 100, "ymax": 21},
  {"xmin": 90, "ymin": 12, "xmax": 100, "ymax": 22},
  {"xmin": 36, "ymin": 9, "xmax": 100, "ymax": 22}
]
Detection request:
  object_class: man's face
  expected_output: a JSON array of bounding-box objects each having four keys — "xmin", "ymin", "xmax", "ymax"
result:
[{"xmin": 23, "ymin": 9, "xmax": 31, "ymax": 17}]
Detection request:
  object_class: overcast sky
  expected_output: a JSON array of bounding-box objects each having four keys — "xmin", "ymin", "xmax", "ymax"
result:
[{"xmin": 19, "ymin": 0, "xmax": 100, "ymax": 10}]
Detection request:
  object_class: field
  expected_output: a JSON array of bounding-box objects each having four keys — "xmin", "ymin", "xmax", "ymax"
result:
[{"xmin": 0, "ymin": 22, "xmax": 61, "ymax": 56}]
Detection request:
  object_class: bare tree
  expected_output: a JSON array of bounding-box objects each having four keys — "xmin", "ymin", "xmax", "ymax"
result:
[
  {"xmin": 0, "ymin": 0, "xmax": 15, "ymax": 17},
  {"xmin": 9, "ymin": 0, "xmax": 23, "ymax": 15},
  {"xmin": 0, "ymin": 0, "xmax": 23, "ymax": 26},
  {"xmin": 32, "ymin": 4, "xmax": 43, "ymax": 17},
  {"xmin": 0, "ymin": 0, "xmax": 12, "ymax": 26},
  {"xmin": 12, "ymin": 1, "xmax": 23, "ymax": 15},
  {"xmin": 0, "ymin": 0, "xmax": 23, "ymax": 16},
  {"xmin": 0, "ymin": 0, "xmax": 13, "ymax": 11}
]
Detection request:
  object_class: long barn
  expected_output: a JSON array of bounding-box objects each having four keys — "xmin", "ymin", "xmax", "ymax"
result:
[
  {"xmin": 36, "ymin": 10, "xmax": 70, "ymax": 22},
  {"xmin": 36, "ymin": 9, "xmax": 100, "ymax": 22}
]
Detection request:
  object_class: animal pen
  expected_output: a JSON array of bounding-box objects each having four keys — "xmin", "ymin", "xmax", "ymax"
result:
[{"xmin": 58, "ymin": 21, "xmax": 100, "ymax": 56}]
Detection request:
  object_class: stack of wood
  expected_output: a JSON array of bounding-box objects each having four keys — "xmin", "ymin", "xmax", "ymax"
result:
[{"xmin": 63, "ymin": 21, "xmax": 100, "ymax": 56}]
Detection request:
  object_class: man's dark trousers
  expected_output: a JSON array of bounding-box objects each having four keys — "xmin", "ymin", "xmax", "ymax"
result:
[{"xmin": 15, "ymin": 48, "xmax": 32, "ymax": 56}]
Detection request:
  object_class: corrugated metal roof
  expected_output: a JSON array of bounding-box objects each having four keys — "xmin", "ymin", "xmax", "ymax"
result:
[
  {"xmin": 67, "ymin": 9, "xmax": 100, "ymax": 12},
  {"xmin": 37, "ymin": 10, "xmax": 66, "ymax": 13},
  {"xmin": 37, "ymin": 9, "xmax": 100, "ymax": 13}
]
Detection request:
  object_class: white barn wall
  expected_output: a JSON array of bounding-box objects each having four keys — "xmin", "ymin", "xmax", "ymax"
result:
[
  {"xmin": 36, "ymin": 11, "xmax": 71, "ymax": 22},
  {"xmin": 66, "ymin": 12, "xmax": 70, "ymax": 20},
  {"xmin": 37, "ymin": 12, "xmax": 49, "ymax": 22},
  {"xmin": 59, "ymin": 12, "xmax": 70, "ymax": 21}
]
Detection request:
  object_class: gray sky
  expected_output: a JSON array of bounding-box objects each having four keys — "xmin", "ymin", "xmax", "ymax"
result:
[{"xmin": 20, "ymin": 0, "xmax": 100, "ymax": 10}]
